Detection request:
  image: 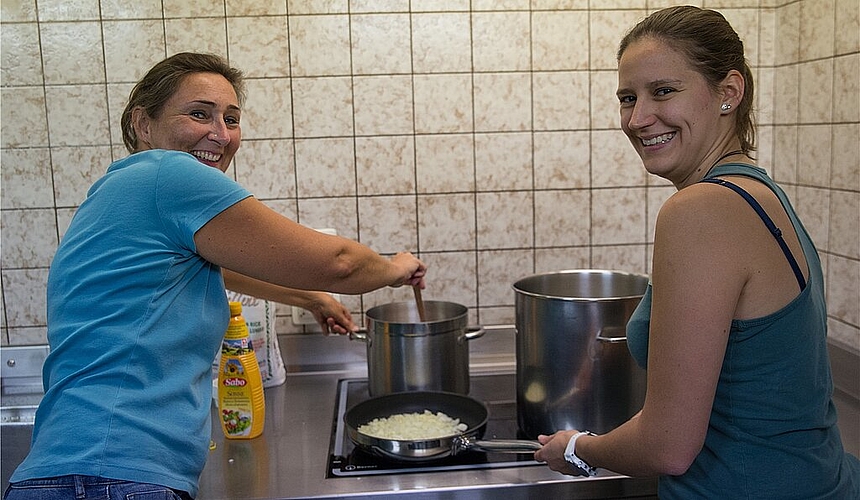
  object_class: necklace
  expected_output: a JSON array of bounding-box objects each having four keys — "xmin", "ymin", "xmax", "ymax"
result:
[{"xmin": 706, "ymin": 149, "xmax": 746, "ymax": 176}]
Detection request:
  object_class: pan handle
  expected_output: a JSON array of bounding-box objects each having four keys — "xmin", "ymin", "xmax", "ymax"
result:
[{"xmin": 454, "ymin": 435, "xmax": 542, "ymax": 454}]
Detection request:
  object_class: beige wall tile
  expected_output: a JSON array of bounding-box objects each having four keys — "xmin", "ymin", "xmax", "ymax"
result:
[
  {"xmin": 241, "ymin": 78, "xmax": 294, "ymax": 140},
  {"xmin": 591, "ymin": 244, "xmax": 647, "ymax": 274},
  {"xmin": 100, "ymin": 0, "xmax": 162, "ymax": 19},
  {"xmin": 291, "ymin": 77, "xmax": 353, "ymax": 137},
  {"xmin": 289, "ymin": 14, "xmax": 350, "ymax": 76},
  {"xmin": 798, "ymin": 59, "xmax": 833, "ymax": 123},
  {"xmin": 773, "ymin": 64, "xmax": 799, "ymax": 124},
  {"xmin": 772, "ymin": 125, "xmax": 798, "ymax": 184},
  {"xmin": 40, "ymin": 22, "xmax": 104, "ymax": 85},
  {"xmin": 165, "ymin": 18, "xmax": 229, "ymax": 58},
  {"xmin": 233, "ymin": 139, "xmax": 297, "ymax": 199},
  {"xmin": 796, "ymin": 124, "xmax": 832, "ymax": 188},
  {"xmin": 591, "ymin": 71, "xmax": 621, "ymax": 130},
  {"xmin": 533, "ymin": 71, "xmax": 589, "ymax": 131},
  {"xmin": 477, "ymin": 249, "xmax": 533, "ymax": 306},
  {"xmin": 227, "ymin": 0, "xmax": 286, "ymax": 16},
  {"xmin": 721, "ymin": 8, "xmax": 760, "ymax": 66},
  {"xmin": 102, "ymin": 20, "xmax": 166, "ymax": 83},
  {"xmin": 800, "ymin": 0, "xmax": 836, "ymax": 61},
  {"xmin": 535, "ymin": 247, "xmax": 591, "ymax": 274},
  {"xmin": 51, "ymin": 146, "xmax": 113, "ymax": 206},
  {"xmin": 418, "ymin": 251, "xmax": 477, "ymax": 306},
  {"xmin": 775, "ymin": 2, "xmax": 800, "ymax": 65},
  {"xmin": 829, "ymin": 190, "xmax": 860, "ymax": 259},
  {"xmin": 45, "ymin": 85, "xmax": 110, "ymax": 146},
  {"xmin": 350, "ymin": 14, "xmax": 412, "ymax": 75},
  {"xmin": 355, "ymin": 135, "xmax": 415, "ymax": 195},
  {"xmin": 591, "ymin": 129, "xmax": 646, "ymax": 188},
  {"xmin": 832, "ymin": 124, "xmax": 860, "ymax": 191},
  {"xmin": 795, "ymin": 186, "xmax": 830, "ymax": 252},
  {"xmin": 296, "ymin": 197, "xmax": 358, "ymax": 239},
  {"xmin": 413, "ymin": 74, "xmax": 473, "ymax": 133},
  {"xmin": 591, "ymin": 188, "xmax": 647, "ymax": 245},
  {"xmin": 0, "ymin": 148, "xmax": 53, "ymax": 209},
  {"xmin": 1, "ymin": 0, "xmax": 36, "ymax": 22},
  {"xmin": 228, "ymin": 16, "xmax": 289, "ymax": 78},
  {"xmin": 37, "ymin": 0, "xmax": 98, "ymax": 21},
  {"xmin": 590, "ymin": 10, "xmax": 645, "ymax": 70},
  {"xmin": 532, "ymin": 10, "xmax": 589, "ymax": 71},
  {"xmin": 163, "ymin": 0, "xmax": 225, "ymax": 18},
  {"xmin": 534, "ymin": 190, "xmax": 590, "ymax": 247},
  {"xmin": 1, "ymin": 87, "xmax": 48, "ymax": 148},
  {"xmin": 534, "ymin": 131, "xmax": 591, "ymax": 189},
  {"xmin": 410, "ymin": 0, "xmax": 469, "ymax": 13},
  {"xmin": 417, "ymin": 194, "xmax": 476, "ymax": 251},
  {"xmin": 0, "ymin": 269, "xmax": 49, "ymax": 328},
  {"xmin": 833, "ymin": 54, "xmax": 860, "ymax": 122},
  {"xmin": 827, "ymin": 255, "xmax": 860, "ymax": 327},
  {"xmin": 835, "ymin": 0, "xmax": 860, "ymax": 54},
  {"xmin": 473, "ymin": 0, "xmax": 529, "ymax": 9},
  {"xmin": 476, "ymin": 191, "xmax": 533, "ymax": 249},
  {"xmin": 1, "ymin": 23, "xmax": 43, "ymax": 86},
  {"xmin": 0, "ymin": 210, "xmax": 57, "ymax": 268},
  {"xmin": 350, "ymin": 0, "xmax": 410, "ymax": 13},
  {"xmin": 294, "ymin": 137, "xmax": 356, "ymax": 197},
  {"xmin": 288, "ymin": 0, "xmax": 349, "ymax": 14},
  {"xmin": 353, "ymin": 75, "xmax": 414, "ymax": 135},
  {"xmin": 474, "ymin": 72, "xmax": 532, "ymax": 132},
  {"xmin": 357, "ymin": 195, "xmax": 417, "ymax": 253},
  {"xmin": 472, "ymin": 11, "xmax": 531, "ymax": 72},
  {"xmin": 411, "ymin": 13, "xmax": 472, "ymax": 73},
  {"xmin": 415, "ymin": 134, "xmax": 475, "ymax": 193},
  {"xmin": 475, "ymin": 132, "xmax": 532, "ymax": 190}
]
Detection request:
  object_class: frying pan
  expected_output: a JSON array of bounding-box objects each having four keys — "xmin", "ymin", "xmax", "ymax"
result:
[{"xmin": 344, "ymin": 391, "xmax": 542, "ymax": 462}]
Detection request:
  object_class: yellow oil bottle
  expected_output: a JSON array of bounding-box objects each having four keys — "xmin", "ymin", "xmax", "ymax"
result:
[{"xmin": 217, "ymin": 301, "xmax": 265, "ymax": 439}]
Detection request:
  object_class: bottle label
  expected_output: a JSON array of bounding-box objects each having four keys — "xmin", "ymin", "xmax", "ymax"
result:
[
  {"xmin": 222, "ymin": 337, "xmax": 253, "ymax": 355},
  {"xmin": 219, "ymin": 357, "xmax": 255, "ymax": 437}
]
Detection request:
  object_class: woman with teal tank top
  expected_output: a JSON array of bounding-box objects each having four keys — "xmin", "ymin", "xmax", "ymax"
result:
[{"xmin": 534, "ymin": 6, "xmax": 859, "ymax": 498}]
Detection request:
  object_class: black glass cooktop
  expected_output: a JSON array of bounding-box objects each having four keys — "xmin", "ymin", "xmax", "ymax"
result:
[{"xmin": 327, "ymin": 372, "xmax": 542, "ymax": 477}]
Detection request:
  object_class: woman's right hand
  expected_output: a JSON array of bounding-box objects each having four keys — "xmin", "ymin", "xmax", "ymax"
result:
[{"xmin": 390, "ymin": 252, "xmax": 427, "ymax": 289}]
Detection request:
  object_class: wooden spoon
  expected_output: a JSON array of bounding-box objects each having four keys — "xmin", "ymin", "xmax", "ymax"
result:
[{"xmin": 412, "ymin": 285, "xmax": 427, "ymax": 322}]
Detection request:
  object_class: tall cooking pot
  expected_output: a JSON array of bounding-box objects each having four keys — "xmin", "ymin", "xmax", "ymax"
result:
[
  {"xmin": 350, "ymin": 300, "xmax": 485, "ymax": 397},
  {"xmin": 513, "ymin": 269, "xmax": 648, "ymax": 438}
]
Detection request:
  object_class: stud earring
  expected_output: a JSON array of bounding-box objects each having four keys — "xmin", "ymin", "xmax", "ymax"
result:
[{"xmin": 721, "ymin": 103, "xmax": 732, "ymax": 112}]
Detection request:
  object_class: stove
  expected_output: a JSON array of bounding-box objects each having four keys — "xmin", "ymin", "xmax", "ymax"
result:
[{"xmin": 327, "ymin": 372, "xmax": 542, "ymax": 477}]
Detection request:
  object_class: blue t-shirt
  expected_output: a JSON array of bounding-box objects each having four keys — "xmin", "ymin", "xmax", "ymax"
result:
[
  {"xmin": 11, "ymin": 150, "xmax": 252, "ymax": 496},
  {"xmin": 627, "ymin": 164, "xmax": 859, "ymax": 499}
]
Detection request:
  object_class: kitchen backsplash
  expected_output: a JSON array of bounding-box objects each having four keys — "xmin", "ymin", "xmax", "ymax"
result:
[{"xmin": 1, "ymin": 0, "xmax": 858, "ymax": 351}]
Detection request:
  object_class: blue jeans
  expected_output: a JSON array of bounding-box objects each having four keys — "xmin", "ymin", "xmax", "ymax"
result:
[{"xmin": 3, "ymin": 476, "xmax": 192, "ymax": 500}]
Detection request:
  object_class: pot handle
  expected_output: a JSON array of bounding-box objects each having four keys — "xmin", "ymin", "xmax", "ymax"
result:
[
  {"xmin": 595, "ymin": 326, "xmax": 627, "ymax": 343},
  {"xmin": 348, "ymin": 329, "xmax": 370, "ymax": 346},
  {"xmin": 462, "ymin": 325, "xmax": 486, "ymax": 341}
]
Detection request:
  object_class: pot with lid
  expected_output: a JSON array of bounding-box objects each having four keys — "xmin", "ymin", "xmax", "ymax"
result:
[
  {"xmin": 350, "ymin": 300, "xmax": 485, "ymax": 397},
  {"xmin": 513, "ymin": 269, "xmax": 648, "ymax": 438}
]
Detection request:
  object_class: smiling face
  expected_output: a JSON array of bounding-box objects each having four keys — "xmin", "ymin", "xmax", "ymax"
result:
[
  {"xmin": 616, "ymin": 37, "xmax": 735, "ymax": 188},
  {"xmin": 133, "ymin": 72, "xmax": 241, "ymax": 172}
]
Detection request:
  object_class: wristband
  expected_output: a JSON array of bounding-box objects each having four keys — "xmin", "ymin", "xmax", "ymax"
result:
[{"xmin": 563, "ymin": 431, "xmax": 598, "ymax": 476}]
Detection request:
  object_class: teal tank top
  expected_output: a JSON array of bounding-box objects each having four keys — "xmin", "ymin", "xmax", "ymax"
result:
[{"xmin": 626, "ymin": 164, "xmax": 859, "ymax": 499}]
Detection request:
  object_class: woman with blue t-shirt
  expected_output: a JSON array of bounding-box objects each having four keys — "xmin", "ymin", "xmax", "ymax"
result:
[
  {"xmin": 534, "ymin": 7, "xmax": 858, "ymax": 499},
  {"xmin": 5, "ymin": 52, "xmax": 427, "ymax": 500}
]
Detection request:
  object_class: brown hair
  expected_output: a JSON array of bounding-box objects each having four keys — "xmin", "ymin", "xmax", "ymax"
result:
[
  {"xmin": 121, "ymin": 52, "xmax": 246, "ymax": 153},
  {"xmin": 617, "ymin": 6, "xmax": 756, "ymax": 155}
]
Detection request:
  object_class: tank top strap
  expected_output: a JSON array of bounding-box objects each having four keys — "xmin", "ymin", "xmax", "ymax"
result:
[{"xmin": 700, "ymin": 177, "xmax": 807, "ymax": 291}]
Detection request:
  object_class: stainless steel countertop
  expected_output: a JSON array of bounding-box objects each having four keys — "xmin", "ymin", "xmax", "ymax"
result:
[{"xmin": 196, "ymin": 327, "xmax": 658, "ymax": 499}]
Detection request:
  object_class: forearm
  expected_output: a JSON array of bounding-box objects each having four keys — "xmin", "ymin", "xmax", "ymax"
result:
[{"xmin": 222, "ymin": 268, "xmax": 330, "ymax": 308}]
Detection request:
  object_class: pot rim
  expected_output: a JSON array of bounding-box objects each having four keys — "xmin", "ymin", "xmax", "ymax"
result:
[{"xmin": 512, "ymin": 269, "xmax": 649, "ymax": 301}]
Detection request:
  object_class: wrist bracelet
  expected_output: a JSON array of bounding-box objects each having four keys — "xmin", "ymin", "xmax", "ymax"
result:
[{"xmin": 563, "ymin": 431, "xmax": 598, "ymax": 476}]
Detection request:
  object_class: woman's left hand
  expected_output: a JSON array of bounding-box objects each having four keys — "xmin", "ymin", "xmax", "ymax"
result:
[
  {"xmin": 307, "ymin": 293, "xmax": 356, "ymax": 335},
  {"xmin": 534, "ymin": 430, "xmax": 580, "ymax": 475}
]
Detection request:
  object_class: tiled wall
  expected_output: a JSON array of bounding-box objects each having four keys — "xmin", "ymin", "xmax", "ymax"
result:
[{"xmin": 1, "ymin": 0, "xmax": 858, "ymax": 351}]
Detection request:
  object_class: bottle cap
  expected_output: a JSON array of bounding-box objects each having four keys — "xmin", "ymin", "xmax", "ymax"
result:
[{"xmin": 229, "ymin": 301, "xmax": 243, "ymax": 316}]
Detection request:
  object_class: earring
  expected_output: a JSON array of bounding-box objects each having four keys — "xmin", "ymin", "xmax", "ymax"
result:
[{"xmin": 721, "ymin": 103, "xmax": 732, "ymax": 112}]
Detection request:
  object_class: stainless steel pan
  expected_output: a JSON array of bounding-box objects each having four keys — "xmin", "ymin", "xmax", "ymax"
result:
[{"xmin": 344, "ymin": 391, "xmax": 541, "ymax": 462}]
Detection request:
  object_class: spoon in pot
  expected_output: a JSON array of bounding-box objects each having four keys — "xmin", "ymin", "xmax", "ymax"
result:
[{"xmin": 412, "ymin": 285, "xmax": 427, "ymax": 322}]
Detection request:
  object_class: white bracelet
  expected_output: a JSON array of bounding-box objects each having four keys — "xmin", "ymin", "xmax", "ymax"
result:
[{"xmin": 563, "ymin": 431, "xmax": 598, "ymax": 476}]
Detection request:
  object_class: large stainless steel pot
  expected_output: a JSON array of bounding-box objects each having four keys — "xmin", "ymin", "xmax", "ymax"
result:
[
  {"xmin": 513, "ymin": 270, "xmax": 648, "ymax": 438},
  {"xmin": 350, "ymin": 301, "xmax": 485, "ymax": 397}
]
